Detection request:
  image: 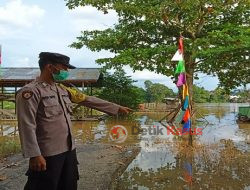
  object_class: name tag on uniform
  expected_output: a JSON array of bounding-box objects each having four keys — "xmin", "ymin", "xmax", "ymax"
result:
[{"xmin": 42, "ymin": 95, "xmax": 56, "ymax": 100}]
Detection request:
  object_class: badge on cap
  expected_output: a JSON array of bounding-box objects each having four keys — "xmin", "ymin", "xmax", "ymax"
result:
[{"xmin": 22, "ymin": 90, "xmax": 33, "ymax": 100}]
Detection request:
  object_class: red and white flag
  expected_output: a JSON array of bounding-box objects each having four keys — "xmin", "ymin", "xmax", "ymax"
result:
[{"xmin": 171, "ymin": 37, "xmax": 184, "ymax": 61}]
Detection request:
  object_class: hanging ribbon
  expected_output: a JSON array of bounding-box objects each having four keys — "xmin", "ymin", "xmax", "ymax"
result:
[
  {"xmin": 175, "ymin": 60, "xmax": 185, "ymax": 75},
  {"xmin": 182, "ymin": 119, "xmax": 191, "ymax": 133},
  {"xmin": 182, "ymin": 109, "xmax": 190, "ymax": 123},
  {"xmin": 171, "ymin": 36, "xmax": 192, "ymax": 136},
  {"xmin": 177, "ymin": 73, "xmax": 186, "ymax": 87},
  {"xmin": 183, "ymin": 96, "xmax": 189, "ymax": 110},
  {"xmin": 182, "ymin": 84, "xmax": 189, "ymax": 100},
  {"xmin": 178, "ymin": 37, "xmax": 184, "ymax": 54}
]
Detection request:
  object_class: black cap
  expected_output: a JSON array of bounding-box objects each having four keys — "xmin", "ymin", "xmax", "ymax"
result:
[{"xmin": 39, "ymin": 52, "xmax": 76, "ymax": 69}]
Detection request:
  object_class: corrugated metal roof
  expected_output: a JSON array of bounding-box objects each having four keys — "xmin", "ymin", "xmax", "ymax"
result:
[
  {"xmin": 0, "ymin": 67, "xmax": 101, "ymax": 81},
  {"xmin": 0, "ymin": 67, "xmax": 103, "ymax": 87}
]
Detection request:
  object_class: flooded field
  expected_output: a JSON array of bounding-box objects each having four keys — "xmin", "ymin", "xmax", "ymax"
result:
[
  {"xmin": 0, "ymin": 103, "xmax": 250, "ymax": 189},
  {"xmin": 112, "ymin": 103, "xmax": 250, "ymax": 190}
]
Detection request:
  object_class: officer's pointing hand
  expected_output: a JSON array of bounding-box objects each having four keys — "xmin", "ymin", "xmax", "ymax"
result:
[
  {"xmin": 118, "ymin": 106, "xmax": 133, "ymax": 114},
  {"xmin": 29, "ymin": 155, "xmax": 47, "ymax": 172}
]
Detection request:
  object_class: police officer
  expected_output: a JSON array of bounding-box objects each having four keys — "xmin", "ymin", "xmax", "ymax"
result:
[{"xmin": 16, "ymin": 52, "xmax": 132, "ymax": 190}]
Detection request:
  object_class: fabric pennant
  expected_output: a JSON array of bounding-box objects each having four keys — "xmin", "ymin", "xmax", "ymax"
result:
[
  {"xmin": 179, "ymin": 37, "xmax": 184, "ymax": 54},
  {"xmin": 182, "ymin": 108, "xmax": 190, "ymax": 123},
  {"xmin": 182, "ymin": 119, "xmax": 191, "ymax": 133},
  {"xmin": 177, "ymin": 73, "xmax": 186, "ymax": 87},
  {"xmin": 175, "ymin": 60, "xmax": 185, "ymax": 75},
  {"xmin": 183, "ymin": 96, "xmax": 189, "ymax": 110},
  {"xmin": 176, "ymin": 109, "xmax": 186, "ymax": 123},
  {"xmin": 171, "ymin": 50, "xmax": 183, "ymax": 61},
  {"xmin": 182, "ymin": 84, "xmax": 189, "ymax": 100}
]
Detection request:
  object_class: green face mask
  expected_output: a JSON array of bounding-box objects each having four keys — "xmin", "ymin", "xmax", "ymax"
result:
[{"xmin": 52, "ymin": 69, "xmax": 69, "ymax": 81}]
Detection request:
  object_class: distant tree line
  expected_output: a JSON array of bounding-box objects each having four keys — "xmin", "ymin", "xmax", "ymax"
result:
[
  {"xmin": 89, "ymin": 70, "xmax": 248, "ymax": 109},
  {"xmin": 193, "ymin": 85, "xmax": 249, "ymax": 103}
]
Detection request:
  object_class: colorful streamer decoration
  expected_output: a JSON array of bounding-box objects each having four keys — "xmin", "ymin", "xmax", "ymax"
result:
[
  {"xmin": 177, "ymin": 73, "xmax": 186, "ymax": 87},
  {"xmin": 171, "ymin": 36, "xmax": 191, "ymax": 134}
]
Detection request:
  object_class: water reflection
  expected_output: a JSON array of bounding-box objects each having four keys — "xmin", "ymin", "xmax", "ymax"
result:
[{"xmin": 113, "ymin": 103, "xmax": 250, "ymax": 189}]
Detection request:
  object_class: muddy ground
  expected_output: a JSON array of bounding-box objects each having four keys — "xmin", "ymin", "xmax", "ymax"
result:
[{"xmin": 0, "ymin": 143, "xmax": 140, "ymax": 190}]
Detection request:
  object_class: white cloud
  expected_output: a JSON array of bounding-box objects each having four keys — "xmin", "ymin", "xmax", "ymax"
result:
[
  {"xmin": 123, "ymin": 66, "xmax": 169, "ymax": 80},
  {"xmin": 0, "ymin": 0, "xmax": 45, "ymax": 31},
  {"xmin": 120, "ymin": 66, "xmax": 177, "ymax": 90},
  {"xmin": 9, "ymin": 57, "xmax": 32, "ymax": 67},
  {"xmin": 66, "ymin": 6, "xmax": 118, "ymax": 31}
]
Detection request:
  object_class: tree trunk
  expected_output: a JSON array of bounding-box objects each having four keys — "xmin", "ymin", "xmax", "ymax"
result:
[
  {"xmin": 185, "ymin": 54, "xmax": 195, "ymax": 146},
  {"xmin": 186, "ymin": 66, "xmax": 194, "ymax": 110},
  {"xmin": 185, "ymin": 52, "xmax": 195, "ymax": 109}
]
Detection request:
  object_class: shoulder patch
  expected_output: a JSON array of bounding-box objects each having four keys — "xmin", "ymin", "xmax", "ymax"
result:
[{"xmin": 22, "ymin": 90, "xmax": 33, "ymax": 100}]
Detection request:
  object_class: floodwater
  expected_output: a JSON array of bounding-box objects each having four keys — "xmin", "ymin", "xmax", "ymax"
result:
[
  {"xmin": 112, "ymin": 103, "xmax": 250, "ymax": 190},
  {"xmin": 0, "ymin": 103, "xmax": 250, "ymax": 189}
]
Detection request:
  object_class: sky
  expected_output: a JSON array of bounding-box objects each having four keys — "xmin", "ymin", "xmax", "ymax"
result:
[{"xmin": 0, "ymin": 0, "xmax": 220, "ymax": 92}]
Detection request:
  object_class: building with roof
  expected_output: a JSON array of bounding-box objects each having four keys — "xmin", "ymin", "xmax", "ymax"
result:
[
  {"xmin": 0, "ymin": 67, "xmax": 103, "ymax": 118},
  {"xmin": 0, "ymin": 67, "xmax": 103, "ymax": 87}
]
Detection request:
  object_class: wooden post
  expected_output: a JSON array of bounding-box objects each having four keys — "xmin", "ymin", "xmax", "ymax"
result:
[
  {"xmin": 1, "ymin": 85, "xmax": 3, "ymax": 109},
  {"xmin": 15, "ymin": 86, "xmax": 17, "ymax": 114},
  {"xmin": 90, "ymin": 84, "xmax": 93, "ymax": 116}
]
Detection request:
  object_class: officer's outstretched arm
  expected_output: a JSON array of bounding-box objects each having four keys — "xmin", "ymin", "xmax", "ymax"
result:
[
  {"xmin": 16, "ymin": 88, "xmax": 41, "ymax": 158},
  {"xmin": 59, "ymin": 84, "xmax": 127, "ymax": 115},
  {"xmin": 78, "ymin": 96, "xmax": 121, "ymax": 115}
]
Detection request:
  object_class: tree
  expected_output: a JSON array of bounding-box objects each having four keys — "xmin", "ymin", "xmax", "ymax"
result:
[
  {"xmin": 193, "ymin": 85, "xmax": 210, "ymax": 103},
  {"xmin": 144, "ymin": 80, "xmax": 175, "ymax": 103},
  {"xmin": 235, "ymin": 87, "xmax": 250, "ymax": 102},
  {"xmin": 66, "ymin": 0, "xmax": 250, "ymax": 105},
  {"xmin": 96, "ymin": 69, "xmax": 146, "ymax": 109},
  {"xmin": 209, "ymin": 87, "xmax": 229, "ymax": 102},
  {"xmin": 144, "ymin": 80, "xmax": 153, "ymax": 103}
]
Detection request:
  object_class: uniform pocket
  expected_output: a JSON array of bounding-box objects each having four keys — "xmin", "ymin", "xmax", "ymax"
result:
[
  {"xmin": 44, "ymin": 106, "xmax": 63, "ymax": 117},
  {"xmin": 42, "ymin": 98, "xmax": 63, "ymax": 117}
]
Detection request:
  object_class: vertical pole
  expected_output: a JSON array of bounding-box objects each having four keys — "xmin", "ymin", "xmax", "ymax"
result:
[
  {"xmin": 82, "ymin": 82, "xmax": 85, "ymax": 118},
  {"xmin": 0, "ymin": 125, "xmax": 3, "ymax": 136},
  {"xmin": 15, "ymin": 86, "xmax": 17, "ymax": 114},
  {"xmin": 1, "ymin": 85, "xmax": 3, "ymax": 109},
  {"xmin": 82, "ymin": 82, "xmax": 84, "ymax": 91},
  {"xmin": 90, "ymin": 84, "xmax": 93, "ymax": 116}
]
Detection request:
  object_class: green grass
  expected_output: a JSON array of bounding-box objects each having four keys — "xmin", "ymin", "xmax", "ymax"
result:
[
  {"xmin": 0, "ymin": 136, "xmax": 21, "ymax": 158},
  {"xmin": 1, "ymin": 101, "xmax": 15, "ymax": 110}
]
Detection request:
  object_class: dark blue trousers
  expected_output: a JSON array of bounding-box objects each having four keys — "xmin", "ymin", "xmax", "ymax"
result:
[{"xmin": 24, "ymin": 149, "xmax": 79, "ymax": 190}]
